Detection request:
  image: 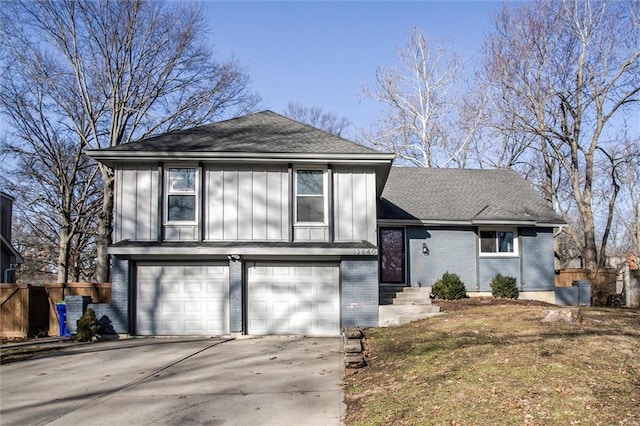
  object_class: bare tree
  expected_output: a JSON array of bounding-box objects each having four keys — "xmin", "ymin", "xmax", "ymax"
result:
[
  {"xmin": 363, "ymin": 27, "xmax": 480, "ymax": 167},
  {"xmin": 0, "ymin": 80, "xmax": 101, "ymax": 283},
  {"xmin": 480, "ymin": 0, "xmax": 640, "ymax": 269},
  {"xmin": 0, "ymin": 0, "xmax": 261, "ymax": 282},
  {"xmin": 613, "ymin": 135, "xmax": 640, "ymax": 256},
  {"xmin": 283, "ymin": 103, "xmax": 351, "ymax": 137}
]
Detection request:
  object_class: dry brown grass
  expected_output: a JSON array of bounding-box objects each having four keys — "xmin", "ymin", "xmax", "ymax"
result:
[{"xmin": 344, "ymin": 301, "xmax": 640, "ymax": 426}]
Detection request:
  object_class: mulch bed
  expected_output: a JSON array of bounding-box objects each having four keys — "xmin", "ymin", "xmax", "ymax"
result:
[{"xmin": 434, "ymin": 296, "xmax": 555, "ymax": 312}]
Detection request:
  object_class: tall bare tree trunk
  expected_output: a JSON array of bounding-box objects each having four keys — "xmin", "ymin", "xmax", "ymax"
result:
[
  {"xmin": 57, "ymin": 224, "xmax": 71, "ymax": 283},
  {"xmin": 96, "ymin": 169, "xmax": 114, "ymax": 283}
]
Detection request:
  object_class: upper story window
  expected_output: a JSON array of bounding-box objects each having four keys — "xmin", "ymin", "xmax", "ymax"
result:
[
  {"xmin": 166, "ymin": 167, "xmax": 197, "ymax": 223},
  {"xmin": 295, "ymin": 169, "xmax": 326, "ymax": 224},
  {"xmin": 479, "ymin": 228, "xmax": 518, "ymax": 256}
]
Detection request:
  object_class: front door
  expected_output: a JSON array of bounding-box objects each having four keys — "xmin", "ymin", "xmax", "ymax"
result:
[{"xmin": 379, "ymin": 227, "xmax": 405, "ymax": 283}]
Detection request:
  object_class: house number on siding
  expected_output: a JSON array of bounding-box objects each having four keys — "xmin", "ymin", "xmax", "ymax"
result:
[{"xmin": 353, "ymin": 248, "xmax": 378, "ymax": 256}]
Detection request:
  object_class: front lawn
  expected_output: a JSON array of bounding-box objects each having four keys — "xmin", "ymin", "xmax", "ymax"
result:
[{"xmin": 344, "ymin": 300, "xmax": 640, "ymax": 425}]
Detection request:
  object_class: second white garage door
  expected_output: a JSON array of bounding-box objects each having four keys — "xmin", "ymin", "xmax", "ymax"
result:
[
  {"xmin": 247, "ymin": 262, "xmax": 340, "ymax": 336},
  {"xmin": 136, "ymin": 263, "xmax": 229, "ymax": 336}
]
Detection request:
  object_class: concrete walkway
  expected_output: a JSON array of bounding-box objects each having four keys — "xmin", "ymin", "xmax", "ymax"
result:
[{"xmin": 0, "ymin": 336, "xmax": 345, "ymax": 426}]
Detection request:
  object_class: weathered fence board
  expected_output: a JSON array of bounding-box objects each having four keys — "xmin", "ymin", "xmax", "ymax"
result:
[
  {"xmin": 0, "ymin": 283, "xmax": 111, "ymax": 337},
  {"xmin": 1, "ymin": 284, "xmax": 48, "ymax": 337}
]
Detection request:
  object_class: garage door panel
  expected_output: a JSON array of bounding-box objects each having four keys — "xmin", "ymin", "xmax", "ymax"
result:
[
  {"xmin": 316, "ymin": 300, "xmax": 337, "ymax": 313},
  {"xmin": 248, "ymin": 262, "xmax": 339, "ymax": 336},
  {"xmin": 136, "ymin": 264, "xmax": 229, "ymax": 336},
  {"xmin": 297, "ymin": 301, "xmax": 312, "ymax": 313}
]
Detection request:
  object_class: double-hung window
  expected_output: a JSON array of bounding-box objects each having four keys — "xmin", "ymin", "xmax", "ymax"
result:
[
  {"xmin": 166, "ymin": 167, "xmax": 197, "ymax": 223},
  {"xmin": 479, "ymin": 228, "xmax": 518, "ymax": 256},
  {"xmin": 295, "ymin": 169, "xmax": 326, "ymax": 224}
]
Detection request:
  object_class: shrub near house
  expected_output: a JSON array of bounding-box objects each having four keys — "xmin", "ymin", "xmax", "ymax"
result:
[
  {"xmin": 490, "ymin": 274, "xmax": 519, "ymax": 299},
  {"xmin": 432, "ymin": 272, "xmax": 467, "ymax": 300}
]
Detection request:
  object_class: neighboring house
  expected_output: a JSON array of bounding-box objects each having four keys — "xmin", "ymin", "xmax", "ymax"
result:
[
  {"xmin": 87, "ymin": 111, "xmax": 564, "ymax": 337},
  {"xmin": 0, "ymin": 192, "xmax": 24, "ymax": 283},
  {"xmin": 378, "ymin": 168, "xmax": 565, "ymax": 304}
]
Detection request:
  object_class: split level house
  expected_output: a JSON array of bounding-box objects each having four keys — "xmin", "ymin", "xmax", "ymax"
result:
[{"xmin": 87, "ymin": 111, "xmax": 564, "ymax": 337}]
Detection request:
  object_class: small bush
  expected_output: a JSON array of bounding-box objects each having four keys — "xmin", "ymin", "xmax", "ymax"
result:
[
  {"xmin": 432, "ymin": 272, "xmax": 467, "ymax": 300},
  {"xmin": 490, "ymin": 274, "xmax": 519, "ymax": 299},
  {"xmin": 75, "ymin": 308, "xmax": 101, "ymax": 342}
]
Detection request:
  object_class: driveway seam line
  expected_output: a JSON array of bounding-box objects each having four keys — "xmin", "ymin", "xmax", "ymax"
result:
[{"xmin": 38, "ymin": 338, "xmax": 234, "ymax": 426}]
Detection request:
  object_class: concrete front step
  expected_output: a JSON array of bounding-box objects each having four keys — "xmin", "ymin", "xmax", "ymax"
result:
[
  {"xmin": 392, "ymin": 287, "xmax": 434, "ymax": 305},
  {"xmin": 379, "ymin": 304, "xmax": 441, "ymax": 327},
  {"xmin": 393, "ymin": 294, "xmax": 433, "ymax": 305},
  {"xmin": 401, "ymin": 287, "xmax": 432, "ymax": 293}
]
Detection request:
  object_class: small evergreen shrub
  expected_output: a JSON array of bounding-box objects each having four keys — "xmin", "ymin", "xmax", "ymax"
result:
[
  {"xmin": 432, "ymin": 272, "xmax": 467, "ymax": 300},
  {"xmin": 490, "ymin": 274, "xmax": 519, "ymax": 299},
  {"xmin": 75, "ymin": 308, "xmax": 101, "ymax": 342}
]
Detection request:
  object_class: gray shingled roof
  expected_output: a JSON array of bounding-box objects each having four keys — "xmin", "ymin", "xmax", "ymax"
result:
[
  {"xmin": 99, "ymin": 110, "xmax": 377, "ymax": 154},
  {"xmin": 379, "ymin": 167, "xmax": 565, "ymax": 225}
]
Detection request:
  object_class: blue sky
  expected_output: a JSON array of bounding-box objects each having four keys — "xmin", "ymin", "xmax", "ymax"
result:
[{"xmin": 204, "ymin": 1, "xmax": 504, "ymax": 136}]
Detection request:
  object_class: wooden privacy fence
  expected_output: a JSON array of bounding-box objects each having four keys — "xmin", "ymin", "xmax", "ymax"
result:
[
  {"xmin": 0, "ymin": 282, "xmax": 111, "ymax": 338},
  {"xmin": 555, "ymin": 268, "xmax": 618, "ymax": 306},
  {"xmin": 1, "ymin": 284, "xmax": 48, "ymax": 337}
]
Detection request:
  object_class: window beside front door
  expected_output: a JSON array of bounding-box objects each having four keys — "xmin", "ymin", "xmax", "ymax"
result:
[
  {"xmin": 379, "ymin": 228, "xmax": 405, "ymax": 283},
  {"xmin": 166, "ymin": 167, "xmax": 198, "ymax": 223},
  {"xmin": 479, "ymin": 228, "xmax": 518, "ymax": 256},
  {"xmin": 295, "ymin": 169, "xmax": 326, "ymax": 224}
]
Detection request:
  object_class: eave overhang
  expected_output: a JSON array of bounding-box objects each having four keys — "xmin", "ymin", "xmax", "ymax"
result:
[
  {"xmin": 377, "ymin": 219, "xmax": 565, "ymax": 228},
  {"xmin": 107, "ymin": 241, "xmax": 379, "ymax": 257}
]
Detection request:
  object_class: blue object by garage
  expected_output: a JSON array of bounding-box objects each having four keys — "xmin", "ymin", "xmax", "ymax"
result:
[{"xmin": 56, "ymin": 303, "xmax": 71, "ymax": 337}]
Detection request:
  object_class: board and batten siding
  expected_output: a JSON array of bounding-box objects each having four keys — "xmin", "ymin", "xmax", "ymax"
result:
[
  {"xmin": 114, "ymin": 164, "xmax": 159, "ymax": 243},
  {"xmin": 204, "ymin": 165, "xmax": 289, "ymax": 241},
  {"xmin": 333, "ymin": 167, "xmax": 377, "ymax": 245}
]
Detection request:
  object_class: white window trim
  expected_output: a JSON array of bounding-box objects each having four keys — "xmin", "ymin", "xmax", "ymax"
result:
[
  {"xmin": 294, "ymin": 166, "xmax": 328, "ymax": 226},
  {"xmin": 164, "ymin": 165, "xmax": 199, "ymax": 225},
  {"xmin": 478, "ymin": 227, "xmax": 519, "ymax": 257}
]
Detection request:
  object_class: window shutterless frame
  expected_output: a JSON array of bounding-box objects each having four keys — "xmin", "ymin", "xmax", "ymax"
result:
[
  {"xmin": 293, "ymin": 167, "xmax": 328, "ymax": 225},
  {"xmin": 478, "ymin": 227, "xmax": 518, "ymax": 256},
  {"xmin": 164, "ymin": 165, "xmax": 199, "ymax": 224}
]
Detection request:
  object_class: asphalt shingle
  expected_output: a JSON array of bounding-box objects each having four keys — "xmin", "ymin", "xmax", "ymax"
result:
[
  {"xmin": 379, "ymin": 167, "xmax": 564, "ymax": 225},
  {"xmin": 100, "ymin": 110, "xmax": 377, "ymax": 154}
]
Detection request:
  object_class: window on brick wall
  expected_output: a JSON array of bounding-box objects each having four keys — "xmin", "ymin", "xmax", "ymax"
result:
[{"xmin": 479, "ymin": 228, "xmax": 518, "ymax": 256}]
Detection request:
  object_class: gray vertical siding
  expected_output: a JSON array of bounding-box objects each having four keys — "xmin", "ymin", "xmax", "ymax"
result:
[
  {"xmin": 333, "ymin": 167, "xmax": 377, "ymax": 244},
  {"xmin": 520, "ymin": 227, "xmax": 555, "ymax": 290},
  {"xmin": 114, "ymin": 164, "xmax": 158, "ymax": 243},
  {"xmin": 407, "ymin": 227, "xmax": 477, "ymax": 289},
  {"xmin": 341, "ymin": 257, "xmax": 379, "ymax": 327},
  {"xmin": 205, "ymin": 165, "xmax": 289, "ymax": 241}
]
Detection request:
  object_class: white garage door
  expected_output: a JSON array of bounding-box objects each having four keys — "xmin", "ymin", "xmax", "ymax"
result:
[
  {"xmin": 136, "ymin": 263, "xmax": 229, "ymax": 336},
  {"xmin": 247, "ymin": 262, "xmax": 340, "ymax": 336}
]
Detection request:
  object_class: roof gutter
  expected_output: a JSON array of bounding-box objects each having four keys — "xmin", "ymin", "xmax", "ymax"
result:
[
  {"xmin": 86, "ymin": 150, "xmax": 395, "ymax": 164},
  {"xmin": 377, "ymin": 219, "xmax": 565, "ymax": 227}
]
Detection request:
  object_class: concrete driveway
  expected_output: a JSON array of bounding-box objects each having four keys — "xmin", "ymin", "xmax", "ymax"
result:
[{"xmin": 0, "ymin": 336, "xmax": 345, "ymax": 426}]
